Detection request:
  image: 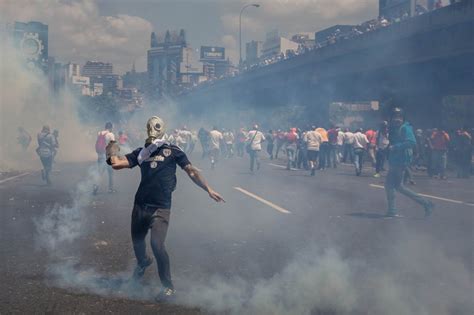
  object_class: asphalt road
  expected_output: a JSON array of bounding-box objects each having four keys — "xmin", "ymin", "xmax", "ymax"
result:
[{"xmin": 1, "ymin": 151, "xmax": 473, "ymax": 314}]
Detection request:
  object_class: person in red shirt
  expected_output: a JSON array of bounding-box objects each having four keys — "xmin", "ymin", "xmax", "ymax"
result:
[
  {"xmin": 365, "ymin": 128, "xmax": 377, "ymax": 167},
  {"xmin": 430, "ymin": 128, "xmax": 450, "ymax": 179}
]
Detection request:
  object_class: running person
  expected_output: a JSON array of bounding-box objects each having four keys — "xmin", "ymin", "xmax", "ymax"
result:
[
  {"xmin": 246, "ymin": 125, "xmax": 265, "ymax": 172},
  {"xmin": 107, "ymin": 116, "xmax": 224, "ymax": 301},
  {"xmin": 36, "ymin": 125, "xmax": 57, "ymax": 185},
  {"xmin": 209, "ymin": 126, "xmax": 223, "ymax": 169},
  {"xmin": 304, "ymin": 126, "xmax": 322, "ymax": 176},
  {"xmin": 384, "ymin": 107, "xmax": 434, "ymax": 218}
]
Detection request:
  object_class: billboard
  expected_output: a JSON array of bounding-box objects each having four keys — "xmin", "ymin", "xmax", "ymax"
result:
[
  {"xmin": 180, "ymin": 62, "xmax": 203, "ymax": 74},
  {"xmin": 72, "ymin": 75, "xmax": 90, "ymax": 85},
  {"xmin": 200, "ymin": 46, "xmax": 225, "ymax": 61}
]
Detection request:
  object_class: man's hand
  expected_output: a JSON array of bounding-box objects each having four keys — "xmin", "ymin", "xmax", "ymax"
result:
[
  {"xmin": 106, "ymin": 141, "xmax": 120, "ymax": 161},
  {"xmin": 208, "ymin": 188, "xmax": 225, "ymax": 203},
  {"xmin": 184, "ymin": 164, "xmax": 225, "ymax": 203}
]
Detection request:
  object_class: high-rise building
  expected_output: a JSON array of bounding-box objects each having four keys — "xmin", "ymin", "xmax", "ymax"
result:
[
  {"xmin": 379, "ymin": 0, "xmax": 430, "ymax": 18},
  {"xmin": 64, "ymin": 63, "xmax": 81, "ymax": 80},
  {"xmin": 262, "ymin": 30, "xmax": 299, "ymax": 59},
  {"xmin": 147, "ymin": 29, "xmax": 187, "ymax": 97},
  {"xmin": 199, "ymin": 46, "xmax": 230, "ymax": 80},
  {"xmin": 314, "ymin": 25, "xmax": 354, "ymax": 45},
  {"xmin": 82, "ymin": 61, "xmax": 113, "ymax": 76},
  {"xmin": 245, "ymin": 40, "xmax": 262, "ymax": 65},
  {"xmin": 47, "ymin": 56, "xmax": 65, "ymax": 93},
  {"xmin": 13, "ymin": 21, "xmax": 48, "ymax": 73}
]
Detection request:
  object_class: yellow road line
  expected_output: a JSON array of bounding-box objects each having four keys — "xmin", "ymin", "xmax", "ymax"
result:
[
  {"xmin": 369, "ymin": 184, "xmax": 474, "ymax": 207},
  {"xmin": 234, "ymin": 186, "xmax": 291, "ymax": 214}
]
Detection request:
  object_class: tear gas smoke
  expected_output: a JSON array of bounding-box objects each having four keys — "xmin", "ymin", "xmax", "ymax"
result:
[
  {"xmin": 34, "ymin": 166, "xmax": 99, "ymax": 253},
  {"xmin": 0, "ymin": 37, "xmax": 96, "ymax": 172}
]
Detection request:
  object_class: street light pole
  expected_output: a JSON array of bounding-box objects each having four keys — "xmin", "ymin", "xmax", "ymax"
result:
[{"xmin": 239, "ymin": 3, "xmax": 260, "ymax": 68}]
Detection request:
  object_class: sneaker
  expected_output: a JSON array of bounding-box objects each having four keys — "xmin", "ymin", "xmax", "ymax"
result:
[
  {"xmin": 132, "ymin": 257, "xmax": 153, "ymax": 279},
  {"xmin": 108, "ymin": 188, "xmax": 117, "ymax": 193},
  {"xmin": 423, "ymin": 200, "xmax": 434, "ymax": 218},
  {"xmin": 385, "ymin": 211, "xmax": 402, "ymax": 218},
  {"xmin": 155, "ymin": 287, "xmax": 176, "ymax": 302},
  {"xmin": 373, "ymin": 173, "xmax": 381, "ymax": 178}
]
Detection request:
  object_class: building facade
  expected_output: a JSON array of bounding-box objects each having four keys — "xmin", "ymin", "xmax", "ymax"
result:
[
  {"xmin": 245, "ymin": 40, "xmax": 262, "ymax": 65},
  {"xmin": 13, "ymin": 21, "xmax": 48, "ymax": 73},
  {"xmin": 262, "ymin": 30, "xmax": 299, "ymax": 58},
  {"xmin": 147, "ymin": 29, "xmax": 187, "ymax": 97},
  {"xmin": 379, "ymin": 0, "xmax": 431, "ymax": 19},
  {"xmin": 199, "ymin": 46, "xmax": 230, "ymax": 80},
  {"xmin": 82, "ymin": 61, "xmax": 113, "ymax": 77}
]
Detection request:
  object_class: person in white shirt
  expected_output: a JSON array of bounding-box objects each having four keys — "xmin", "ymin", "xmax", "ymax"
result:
[
  {"xmin": 304, "ymin": 126, "xmax": 322, "ymax": 176},
  {"xmin": 178, "ymin": 126, "xmax": 192, "ymax": 153},
  {"xmin": 337, "ymin": 128, "xmax": 344, "ymax": 162},
  {"xmin": 209, "ymin": 126, "xmax": 223, "ymax": 169},
  {"xmin": 94, "ymin": 122, "xmax": 116, "ymax": 194},
  {"xmin": 352, "ymin": 128, "xmax": 369, "ymax": 176},
  {"xmin": 343, "ymin": 128, "xmax": 355, "ymax": 163},
  {"xmin": 246, "ymin": 124, "xmax": 265, "ymax": 172},
  {"xmin": 222, "ymin": 129, "xmax": 235, "ymax": 158}
]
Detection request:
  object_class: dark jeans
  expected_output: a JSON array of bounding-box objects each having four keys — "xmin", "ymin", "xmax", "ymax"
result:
[
  {"xmin": 131, "ymin": 204, "xmax": 173, "ymax": 289},
  {"xmin": 375, "ymin": 149, "xmax": 388, "ymax": 173},
  {"xmin": 40, "ymin": 156, "xmax": 52, "ymax": 183},
  {"xmin": 319, "ymin": 142, "xmax": 330, "ymax": 169},
  {"xmin": 343, "ymin": 144, "xmax": 354, "ymax": 163},
  {"xmin": 456, "ymin": 149, "xmax": 472, "ymax": 178},
  {"xmin": 267, "ymin": 143, "xmax": 274, "ymax": 159},
  {"xmin": 328, "ymin": 143, "xmax": 338, "ymax": 168},
  {"xmin": 353, "ymin": 148, "xmax": 365, "ymax": 174},
  {"xmin": 97, "ymin": 156, "xmax": 113, "ymax": 190},
  {"xmin": 385, "ymin": 165, "xmax": 428, "ymax": 213},
  {"xmin": 250, "ymin": 149, "xmax": 260, "ymax": 171},
  {"xmin": 236, "ymin": 142, "xmax": 245, "ymax": 157}
]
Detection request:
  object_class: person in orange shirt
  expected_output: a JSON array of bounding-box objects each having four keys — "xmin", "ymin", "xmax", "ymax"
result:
[{"xmin": 430, "ymin": 128, "xmax": 450, "ymax": 179}]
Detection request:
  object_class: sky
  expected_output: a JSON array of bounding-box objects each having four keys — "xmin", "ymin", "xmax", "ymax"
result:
[{"xmin": 2, "ymin": 0, "xmax": 379, "ymax": 74}]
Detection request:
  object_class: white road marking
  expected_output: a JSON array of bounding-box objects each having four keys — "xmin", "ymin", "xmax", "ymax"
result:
[
  {"xmin": 268, "ymin": 163, "xmax": 298, "ymax": 171},
  {"xmin": 369, "ymin": 184, "xmax": 474, "ymax": 207},
  {"xmin": 0, "ymin": 172, "xmax": 30, "ymax": 184},
  {"xmin": 234, "ymin": 186, "xmax": 291, "ymax": 214}
]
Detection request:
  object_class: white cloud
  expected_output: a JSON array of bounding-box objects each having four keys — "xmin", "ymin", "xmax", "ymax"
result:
[
  {"xmin": 218, "ymin": 0, "xmax": 377, "ymax": 39},
  {"xmin": 221, "ymin": 34, "xmax": 238, "ymax": 63},
  {"xmin": 1, "ymin": 0, "xmax": 153, "ymax": 73}
]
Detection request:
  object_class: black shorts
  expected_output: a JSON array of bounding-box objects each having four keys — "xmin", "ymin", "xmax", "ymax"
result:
[{"xmin": 307, "ymin": 150, "xmax": 319, "ymax": 161}]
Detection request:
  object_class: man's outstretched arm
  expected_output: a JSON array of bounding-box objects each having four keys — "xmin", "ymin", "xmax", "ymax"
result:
[{"xmin": 184, "ymin": 164, "xmax": 225, "ymax": 202}]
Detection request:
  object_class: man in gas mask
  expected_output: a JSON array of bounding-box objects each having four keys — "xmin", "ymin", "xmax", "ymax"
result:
[
  {"xmin": 385, "ymin": 107, "xmax": 433, "ymax": 217},
  {"xmin": 105, "ymin": 116, "xmax": 225, "ymax": 301}
]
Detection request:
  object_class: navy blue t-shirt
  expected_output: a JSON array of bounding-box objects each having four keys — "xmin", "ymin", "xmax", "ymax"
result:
[{"xmin": 126, "ymin": 144, "xmax": 191, "ymax": 209}]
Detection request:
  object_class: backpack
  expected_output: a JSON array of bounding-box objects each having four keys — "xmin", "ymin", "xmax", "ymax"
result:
[{"xmin": 95, "ymin": 132, "xmax": 107, "ymax": 154}]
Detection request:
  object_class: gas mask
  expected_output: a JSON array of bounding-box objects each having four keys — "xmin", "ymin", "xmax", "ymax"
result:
[{"xmin": 146, "ymin": 116, "xmax": 166, "ymax": 144}]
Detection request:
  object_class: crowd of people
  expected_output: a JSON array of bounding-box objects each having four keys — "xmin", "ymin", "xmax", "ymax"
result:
[{"xmin": 132, "ymin": 121, "xmax": 472, "ymax": 183}]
